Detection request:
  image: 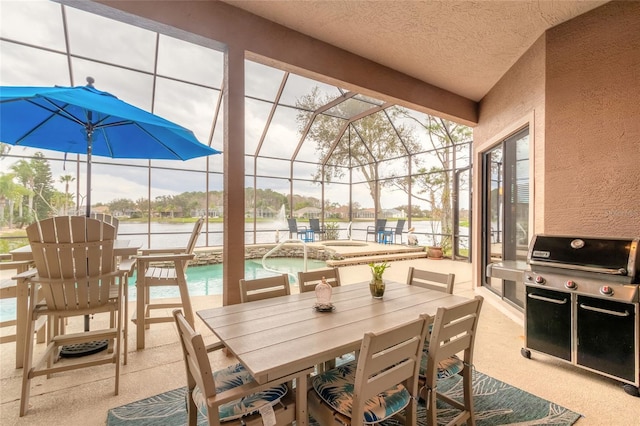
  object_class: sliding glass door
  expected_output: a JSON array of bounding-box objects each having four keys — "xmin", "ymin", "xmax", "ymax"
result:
[{"xmin": 482, "ymin": 128, "xmax": 530, "ymax": 308}]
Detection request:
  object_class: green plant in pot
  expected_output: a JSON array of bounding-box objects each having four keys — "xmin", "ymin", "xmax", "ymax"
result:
[{"xmin": 368, "ymin": 261, "xmax": 390, "ymax": 298}]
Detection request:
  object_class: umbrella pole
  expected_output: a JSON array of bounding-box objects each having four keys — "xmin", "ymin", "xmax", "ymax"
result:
[{"xmin": 61, "ymin": 126, "xmax": 108, "ymax": 357}]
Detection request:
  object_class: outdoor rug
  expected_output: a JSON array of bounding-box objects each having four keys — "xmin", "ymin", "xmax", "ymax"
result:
[{"xmin": 106, "ymin": 370, "xmax": 581, "ymax": 425}]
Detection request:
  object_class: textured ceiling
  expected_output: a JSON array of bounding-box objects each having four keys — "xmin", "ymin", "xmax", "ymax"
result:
[{"xmin": 222, "ymin": 0, "xmax": 608, "ymax": 101}]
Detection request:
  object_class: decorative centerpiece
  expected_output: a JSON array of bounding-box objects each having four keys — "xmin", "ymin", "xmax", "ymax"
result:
[
  {"xmin": 314, "ymin": 276, "xmax": 334, "ymax": 311},
  {"xmin": 368, "ymin": 262, "xmax": 390, "ymax": 298}
]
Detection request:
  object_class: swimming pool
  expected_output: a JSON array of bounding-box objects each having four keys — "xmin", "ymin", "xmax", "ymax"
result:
[{"xmin": 0, "ymin": 257, "xmax": 326, "ymax": 322}]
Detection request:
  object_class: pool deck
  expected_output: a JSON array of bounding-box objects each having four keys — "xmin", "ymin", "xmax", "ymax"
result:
[{"xmin": 191, "ymin": 240, "xmax": 432, "ymax": 267}]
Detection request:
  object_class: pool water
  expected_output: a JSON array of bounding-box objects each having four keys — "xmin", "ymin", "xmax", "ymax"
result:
[{"xmin": 0, "ymin": 258, "xmax": 326, "ymax": 322}]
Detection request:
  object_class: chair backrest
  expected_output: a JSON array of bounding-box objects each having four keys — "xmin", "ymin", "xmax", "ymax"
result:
[
  {"xmin": 287, "ymin": 218, "xmax": 299, "ymax": 233},
  {"xmin": 239, "ymin": 274, "xmax": 291, "ymax": 303},
  {"xmin": 406, "ymin": 267, "xmax": 455, "ymax": 294},
  {"xmin": 173, "ymin": 309, "xmax": 218, "ymax": 405},
  {"xmin": 424, "ymin": 296, "xmax": 483, "ymax": 382},
  {"xmin": 26, "ymin": 216, "xmax": 117, "ymax": 311},
  {"xmin": 186, "ymin": 217, "xmax": 204, "ymax": 255},
  {"xmin": 309, "ymin": 218, "xmax": 322, "ymax": 232},
  {"xmin": 394, "ymin": 219, "xmax": 406, "ymax": 235},
  {"xmin": 375, "ymin": 218, "xmax": 387, "ymax": 232},
  {"xmin": 351, "ymin": 315, "xmax": 431, "ymax": 420},
  {"xmin": 90, "ymin": 213, "xmax": 120, "ymax": 235},
  {"xmin": 297, "ymin": 268, "xmax": 341, "ymax": 293}
]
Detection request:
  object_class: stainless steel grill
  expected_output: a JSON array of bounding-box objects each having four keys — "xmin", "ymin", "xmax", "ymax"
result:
[{"xmin": 522, "ymin": 235, "xmax": 640, "ymax": 397}]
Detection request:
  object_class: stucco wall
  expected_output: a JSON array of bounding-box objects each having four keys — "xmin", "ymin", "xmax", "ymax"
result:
[
  {"xmin": 471, "ymin": 34, "xmax": 546, "ymax": 282},
  {"xmin": 471, "ymin": 1, "xmax": 640, "ymax": 287},
  {"xmin": 544, "ymin": 1, "xmax": 640, "ymax": 237}
]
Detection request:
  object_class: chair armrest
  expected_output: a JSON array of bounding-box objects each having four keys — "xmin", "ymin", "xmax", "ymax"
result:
[
  {"xmin": 139, "ymin": 247, "xmax": 186, "ymax": 255},
  {"xmin": 12, "ymin": 269, "xmax": 38, "ymax": 280},
  {"xmin": 205, "ymin": 341, "xmax": 226, "ymax": 353},
  {"xmin": 118, "ymin": 258, "xmax": 137, "ymax": 274},
  {"xmin": 298, "ymin": 225, "xmax": 308, "ymax": 231},
  {"xmin": 135, "ymin": 253, "xmax": 195, "ymax": 263},
  {"xmin": 366, "ymin": 225, "xmax": 375, "ymax": 232}
]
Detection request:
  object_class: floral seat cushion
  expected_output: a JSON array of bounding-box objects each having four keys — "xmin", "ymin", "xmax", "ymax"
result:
[
  {"xmin": 312, "ymin": 360, "xmax": 411, "ymax": 424},
  {"xmin": 419, "ymin": 350, "xmax": 464, "ymax": 379},
  {"xmin": 192, "ymin": 362, "xmax": 288, "ymax": 421}
]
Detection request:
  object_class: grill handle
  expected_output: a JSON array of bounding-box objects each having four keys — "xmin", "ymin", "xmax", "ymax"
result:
[
  {"xmin": 528, "ymin": 293, "xmax": 568, "ymax": 304},
  {"xmin": 579, "ymin": 303, "xmax": 630, "ymax": 317},
  {"xmin": 528, "ymin": 260, "xmax": 627, "ymax": 276}
]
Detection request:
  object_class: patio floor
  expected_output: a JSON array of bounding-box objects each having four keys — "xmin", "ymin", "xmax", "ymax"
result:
[{"xmin": 1, "ymin": 255, "xmax": 638, "ymax": 424}]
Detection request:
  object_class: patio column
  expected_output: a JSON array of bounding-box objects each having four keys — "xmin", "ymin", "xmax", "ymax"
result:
[{"xmin": 223, "ymin": 45, "xmax": 245, "ymax": 305}]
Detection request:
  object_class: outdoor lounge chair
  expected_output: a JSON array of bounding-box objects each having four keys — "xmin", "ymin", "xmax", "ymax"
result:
[
  {"xmin": 308, "ymin": 314, "xmax": 431, "ymax": 426},
  {"xmin": 20, "ymin": 217, "xmax": 126, "ymax": 416},
  {"xmin": 287, "ymin": 218, "xmax": 308, "ymax": 240},
  {"xmin": 419, "ymin": 296, "xmax": 483, "ymax": 426},
  {"xmin": 309, "ymin": 218, "xmax": 326, "ymax": 241},
  {"xmin": 387, "ymin": 219, "xmax": 406, "ymax": 244},
  {"xmin": 366, "ymin": 218, "xmax": 387, "ymax": 242},
  {"xmin": 134, "ymin": 217, "xmax": 204, "ymax": 350},
  {"xmin": 0, "ymin": 255, "xmax": 47, "ymax": 368},
  {"xmin": 90, "ymin": 213, "xmax": 120, "ymax": 235}
]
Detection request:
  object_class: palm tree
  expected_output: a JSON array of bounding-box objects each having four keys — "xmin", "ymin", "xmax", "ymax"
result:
[{"xmin": 59, "ymin": 174, "xmax": 75, "ymax": 215}]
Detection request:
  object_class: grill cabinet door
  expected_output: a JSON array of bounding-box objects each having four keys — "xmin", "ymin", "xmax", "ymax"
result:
[
  {"xmin": 577, "ymin": 295, "xmax": 637, "ymax": 382},
  {"xmin": 525, "ymin": 287, "xmax": 572, "ymax": 360}
]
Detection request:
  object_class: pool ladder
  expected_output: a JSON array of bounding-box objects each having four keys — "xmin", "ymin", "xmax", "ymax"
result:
[{"xmin": 262, "ymin": 239, "xmax": 308, "ymax": 283}]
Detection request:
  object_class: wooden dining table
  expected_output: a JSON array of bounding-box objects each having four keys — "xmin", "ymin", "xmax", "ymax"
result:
[
  {"xmin": 197, "ymin": 280, "xmax": 469, "ymax": 425},
  {"xmin": 9, "ymin": 239, "xmax": 140, "ymax": 368}
]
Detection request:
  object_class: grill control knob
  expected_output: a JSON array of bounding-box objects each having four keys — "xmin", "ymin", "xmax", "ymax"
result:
[
  {"xmin": 600, "ymin": 285, "xmax": 614, "ymax": 296},
  {"xmin": 565, "ymin": 280, "xmax": 577, "ymax": 289},
  {"xmin": 535, "ymin": 275, "xmax": 545, "ymax": 284}
]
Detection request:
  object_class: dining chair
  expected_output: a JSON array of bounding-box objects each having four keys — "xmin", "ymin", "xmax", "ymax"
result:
[
  {"xmin": 297, "ymin": 267, "xmax": 341, "ymax": 293},
  {"xmin": 133, "ymin": 217, "xmax": 203, "ymax": 350},
  {"xmin": 239, "ymin": 274, "xmax": 290, "ymax": 303},
  {"xmin": 287, "ymin": 218, "xmax": 308, "ymax": 240},
  {"xmin": 308, "ymin": 314, "xmax": 431, "ymax": 426},
  {"xmin": 366, "ymin": 218, "xmax": 387, "ymax": 242},
  {"xmin": 173, "ymin": 309, "xmax": 304, "ymax": 426},
  {"xmin": 309, "ymin": 218, "xmax": 326, "ymax": 240},
  {"xmin": 420, "ymin": 296, "xmax": 484, "ymax": 426},
  {"xmin": 20, "ymin": 216, "xmax": 125, "ymax": 416},
  {"xmin": 406, "ymin": 267, "xmax": 455, "ymax": 294}
]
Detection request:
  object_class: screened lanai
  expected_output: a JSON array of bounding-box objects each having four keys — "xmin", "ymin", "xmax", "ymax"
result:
[{"xmin": 0, "ymin": 0, "xmax": 473, "ymax": 261}]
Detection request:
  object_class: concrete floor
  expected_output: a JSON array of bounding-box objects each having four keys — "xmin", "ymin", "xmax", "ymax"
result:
[{"xmin": 1, "ymin": 255, "xmax": 639, "ymax": 425}]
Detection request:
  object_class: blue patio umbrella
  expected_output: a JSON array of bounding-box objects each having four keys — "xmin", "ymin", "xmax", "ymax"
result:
[{"xmin": 0, "ymin": 77, "xmax": 221, "ymax": 216}]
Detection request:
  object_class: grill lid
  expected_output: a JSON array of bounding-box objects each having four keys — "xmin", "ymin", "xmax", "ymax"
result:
[{"xmin": 528, "ymin": 235, "xmax": 639, "ymax": 281}]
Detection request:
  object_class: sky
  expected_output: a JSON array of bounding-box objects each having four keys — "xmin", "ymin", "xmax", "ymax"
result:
[{"xmin": 0, "ymin": 0, "xmax": 470, "ymax": 211}]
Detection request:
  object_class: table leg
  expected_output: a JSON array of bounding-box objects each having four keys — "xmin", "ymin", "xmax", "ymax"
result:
[{"xmin": 296, "ymin": 373, "xmax": 308, "ymax": 426}]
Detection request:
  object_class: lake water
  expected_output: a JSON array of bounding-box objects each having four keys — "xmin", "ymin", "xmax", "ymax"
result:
[{"xmin": 118, "ymin": 220, "xmax": 455, "ymax": 249}]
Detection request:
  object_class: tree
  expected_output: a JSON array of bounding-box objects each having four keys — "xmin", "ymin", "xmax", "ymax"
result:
[
  {"xmin": 0, "ymin": 172, "xmax": 22, "ymax": 228},
  {"xmin": 11, "ymin": 159, "xmax": 36, "ymax": 223},
  {"xmin": 30, "ymin": 153, "xmax": 56, "ymax": 220},
  {"xmin": 59, "ymin": 174, "xmax": 75, "ymax": 215},
  {"xmin": 296, "ymin": 88, "xmax": 419, "ymax": 215},
  {"xmin": 392, "ymin": 115, "xmax": 472, "ymax": 249}
]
